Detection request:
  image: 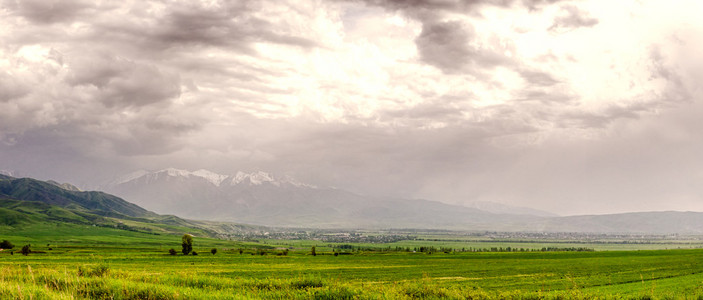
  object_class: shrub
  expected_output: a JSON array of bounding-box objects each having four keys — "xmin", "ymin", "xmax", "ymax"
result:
[
  {"xmin": 181, "ymin": 234, "xmax": 193, "ymax": 255},
  {"xmin": 168, "ymin": 248, "xmax": 177, "ymax": 255},
  {"xmin": 211, "ymin": 248, "xmax": 217, "ymax": 255},
  {"xmin": 20, "ymin": 244, "xmax": 30, "ymax": 256},
  {"xmin": 192, "ymin": 251, "xmax": 198, "ymax": 256},
  {"xmin": 0, "ymin": 240, "xmax": 14, "ymax": 249}
]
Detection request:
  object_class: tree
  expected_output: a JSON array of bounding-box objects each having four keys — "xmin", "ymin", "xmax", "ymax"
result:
[
  {"xmin": 21, "ymin": 244, "xmax": 30, "ymax": 256},
  {"xmin": 181, "ymin": 234, "xmax": 193, "ymax": 255},
  {"xmin": 211, "ymin": 248, "xmax": 217, "ymax": 255},
  {"xmin": 311, "ymin": 246, "xmax": 316, "ymax": 256},
  {"xmin": 168, "ymin": 248, "xmax": 177, "ymax": 255},
  {"xmin": 0, "ymin": 240, "xmax": 14, "ymax": 249}
]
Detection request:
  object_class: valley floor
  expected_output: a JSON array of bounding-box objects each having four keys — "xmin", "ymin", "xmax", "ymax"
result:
[
  {"xmin": 3, "ymin": 245, "xmax": 703, "ymax": 299},
  {"xmin": 3, "ymin": 224, "xmax": 703, "ymax": 299}
]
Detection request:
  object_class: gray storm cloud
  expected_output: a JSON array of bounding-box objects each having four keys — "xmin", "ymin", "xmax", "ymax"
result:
[
  {"xmin": 0, "ymin": 0, "xmax": 702, "ymax": 215},
  {"xmin": 549, "ymin": 5, "xmax": 599, "ymax": 32},
  {"xmin": 415, "ymin": 20, "xmax": 508, "ymax": 73}
]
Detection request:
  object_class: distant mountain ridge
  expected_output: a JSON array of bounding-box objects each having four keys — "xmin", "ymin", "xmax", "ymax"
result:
[
  {"xmin": 5, "ymin": 171, "xmax": 703, "ymax": 234},
  {"xmin": 110, "ymin": 168, "xmax": 314, "ymax": 188},
  {"xmin": 103, "ymin": 168, "xmax": 541, "ymax": 229},
  {"xmin": 101, "ymin": 168, "xmax": 703, "ymax": 234}
]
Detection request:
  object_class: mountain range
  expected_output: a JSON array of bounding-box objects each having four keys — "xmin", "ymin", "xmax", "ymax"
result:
[
  {"xmin": 2, "ymin": 170, "xmax": 703, "ymax": 234},
  {"xmin": 99, "ymin": 168, "xmax": 703, "ymax": 233},
  {"xmin": 101, "ymin": 168, "xmax": 548, "ymax": 229}
]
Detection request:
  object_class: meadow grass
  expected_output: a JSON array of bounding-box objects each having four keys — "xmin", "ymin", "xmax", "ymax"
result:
[
  {"xmin": 3, "ymin": 245, "xmax": 703, "ymax": 299},
  {"xmin": 4, "ymin": 224, "xmax": 703, "ymax": 299}
]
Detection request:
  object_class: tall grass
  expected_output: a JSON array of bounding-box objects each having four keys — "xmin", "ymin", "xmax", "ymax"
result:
[{"xmin": 2, "ymin": 263, "xmax": 701, "ymax": 299}]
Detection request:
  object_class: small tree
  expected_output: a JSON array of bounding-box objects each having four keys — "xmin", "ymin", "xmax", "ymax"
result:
[
  {"xmin": 311, "ymin": 246, "xmax": 316, "ymax": 256},
  {"xmin": 181, "ymin": 234, "xmax": 193, "ymax": 255},
  {"xmin": 0, "ymin": 240, "xmax": 14, "ymax": 249},
  {"xmin": 168, "ymin": 248, "xmax": 177, "ymax": 256},
  {"xmin": 21, "ymin": 244, "xmax": 30, "ymax": 256},
  {"xmin": 211, "ymin": 248, "xmax": 217, "ymax": 255}
]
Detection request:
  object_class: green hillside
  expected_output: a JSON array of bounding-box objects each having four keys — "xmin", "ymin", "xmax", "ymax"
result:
[
  {"xmin": 0, "ymin": 175, "xmax": 263, "ymax": 239},
  {"xmin": 0, "ymin": 176, "xmax": 153, "ymax": 218}
]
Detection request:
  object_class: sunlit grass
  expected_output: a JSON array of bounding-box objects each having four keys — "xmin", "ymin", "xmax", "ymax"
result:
[{"xmin": 3, "ymin": 246, "xmax": 703, "ymax": 299}]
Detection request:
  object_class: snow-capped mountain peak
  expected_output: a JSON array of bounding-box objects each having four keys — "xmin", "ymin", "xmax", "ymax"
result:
[
  {"xmin": 113, "ymin": 168, "xmax": 315, "ymax": 188},
  {"xmin": 161, "ymin": 168, "xmax": 191, "ymax": 178},
  {"xmin": 192, "ymin": 169, "xmax": 228, "ymax": 186},
  {"xmin": 229, "ymin": 170, "xmax": 275, "ymax": 185},
  {"xmin": 249, "ymin": 171, "xmax": 274, "ymax": 185}
]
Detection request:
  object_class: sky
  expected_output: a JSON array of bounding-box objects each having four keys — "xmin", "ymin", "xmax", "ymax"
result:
[{"xmin": 1, "ymin": 0, "xmax": 703, "ymax": 216}]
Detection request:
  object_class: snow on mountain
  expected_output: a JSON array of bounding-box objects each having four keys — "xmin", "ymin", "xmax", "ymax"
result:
[
  {"xmin": 229, "ymin": 171, "xmax": 273, "ymax": 185},
  {"xmin": 248, "ymin": 171, "xmax": 274, "ymax": 185},
  {"xmin": 192, "ymin": 169, "xmax": 228, "ymax": 186},
  {"xmin": 114, "ymin": 168, "xmax": 315, "ymax": 188}
]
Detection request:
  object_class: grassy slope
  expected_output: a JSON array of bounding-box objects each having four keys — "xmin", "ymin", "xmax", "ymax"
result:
[{"xmin": 0, "ymin": 177, "xmax": 152, "ymax": 218}]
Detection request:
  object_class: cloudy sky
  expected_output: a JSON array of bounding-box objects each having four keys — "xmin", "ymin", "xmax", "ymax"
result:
[{"xmin": 1, "ymin": 0, "xmax": 703, "ymax": 215}]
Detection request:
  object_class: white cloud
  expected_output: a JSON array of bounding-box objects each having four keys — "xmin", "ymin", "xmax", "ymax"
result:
[{"xmin": 1, "ymin": 0, "xmax": 703, "ymax": 214}]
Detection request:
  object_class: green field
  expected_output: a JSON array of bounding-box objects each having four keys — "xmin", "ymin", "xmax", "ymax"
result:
[{"xmin": 3, "ymin": 224, "xmax": 703, "ymax": 299}]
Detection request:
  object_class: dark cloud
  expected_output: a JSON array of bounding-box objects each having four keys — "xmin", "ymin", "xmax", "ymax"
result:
[
  {"xmin": 68, "ymin": 54, "xmax": 181, "ymax": 108},
  {"xmin": 350, "ymin": 0, "xmax": 561, "ymax": 16},
  {"xmin": 519, "ymin": 69, "xmax": 559, "ymax": 86},
  {"xmin": 415, "ymin": 21, "xmax": 473, "ymax": 72},
  {"xmin": 4, "ymin": 0, "xmax": 95, "ymax": 24},
  {"xmin": 349, "ymin": 0, "xmax": 559, "ymax": 73},
  {"xmin": 91, "ymin": 1, "xmax": 317, "ymax": 56},
  {"xmin": 415, "ymin": 20, "xmax": 509, "ymax": 73},
  {"xmin": 549, "ymin": 5, "xmax": 599, "ymax": 31}
]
